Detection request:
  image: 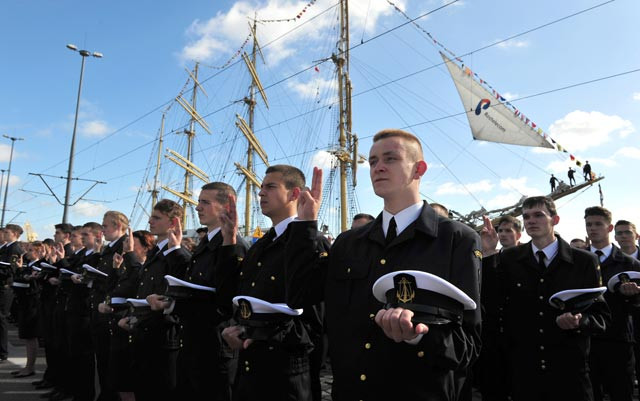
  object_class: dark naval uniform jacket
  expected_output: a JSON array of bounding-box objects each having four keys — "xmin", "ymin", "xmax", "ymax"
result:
[
  {"xmin": 168, "ymin": 230, "xmax": 248, "ymax": 400},
  {"xmin": 498, "ymin": 236, "xmax": 610, "ymax": 401},
  {"xmin": 217, "ymin": 221, "xmax": 330, "ymax": 401},
  {"xmin": 286, "ymin": 202, "xmax": 482, "ymax": 401}
]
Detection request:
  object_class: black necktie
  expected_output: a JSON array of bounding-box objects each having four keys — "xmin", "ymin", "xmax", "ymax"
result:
[
  {"xmin": 595, "ymin": 250, "xmax": 604, "ymax": 262},
  {"xmin": 536, "ymin": 250, "xmax": 546, "ymax": 270},
  {"xmin": 386, "ymin": 217, "xmax": 397, "ymax": 246},
  {"xmin": 264, "ymin": 228, "xmax": 277, "ymax": 243}
]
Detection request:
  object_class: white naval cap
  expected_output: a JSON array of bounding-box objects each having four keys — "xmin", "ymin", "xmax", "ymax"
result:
[
  {"xmin": 607, "ymin": 271, "xmax": 640, "ymax": 293},
  {"xmin": 126, "ymin": 298, "xmax": 150, "ymax": 308},
  {"xmin": 372, "ymin": 270, "xmax": 476, "ymax": 325},
  {"xmin": 82, "ymin": 264, "xmax": 108, "ymax": 277},
  {"xmin": 59, "ymin": 268, "xmax": 76, "ymax": 275},
  {"xmin": 232, "ymin": 295, "xmax": 303, "ymax": 317},
  {"xmin": 164, "ymin": 275, "xmax": 215, "ymax": 299},
  {"xmin": 40, "ymin": 262, "xmax": 58, "ymax": 271},
  {"xmin": 548, "ymin": 287, "xmax": 607, "ymax": 313}
]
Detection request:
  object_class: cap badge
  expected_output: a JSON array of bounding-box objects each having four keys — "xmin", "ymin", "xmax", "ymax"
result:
[
  {"xmin": 239, "ymin": 299, "xmax": 252, "ymax": 319},
  {"xmin": 396, "ymin": 276, "xmax": 415, "ymax": 304}
]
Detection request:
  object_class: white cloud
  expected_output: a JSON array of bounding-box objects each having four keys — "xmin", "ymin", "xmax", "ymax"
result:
[
  {"xmin": 287, "ymin": 77, "xmax": 337, "ymax": 100},
  {"xmin": 614, "ymin": 146, "xmax": 640, "ymax": 160},
  {"xmin": 501, "ymin": 92, "xmax": 519, "ymax": 101},
  {"xmin": 547, "ymin": 110, "xmax": 634, "ymax": 152},
  {"xmin": 436, "ymin": 179, "xmax": 493, "ymax": 195},
  {"xmin": 71, "ymin": 201, "xmax": 108, "ymax": 218},
  {"xmin": 179, "ymin": 0, "xmax": 400, "ymax": 65},
  {"xmin": 483, "ymin": 176, "xmax": 543, "ymax": 209},
  {"xmin": 310, "ymin": 150, "xmax": 337, "ymax": 169},
  {"xmin": 633, "ymin": 92, "xmax": 640, "ymax": 101},
  {"xmin": 80, "ymin": 120, "xmax": 111, "ymax": 137},
  {"xmin": 6, "ymin": 175, "xmax": 20, "ymax": 187},
  {"xmin": 495, "ymin": 39, "xmax": 529, "ymax": 49}
]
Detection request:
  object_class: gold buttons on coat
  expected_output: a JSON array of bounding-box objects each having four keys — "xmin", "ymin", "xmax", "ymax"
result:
[
  {"xmin": 364, "ymin": 343, "xmax": 371, "ymax": 349},
  {"xmin": 380, "ymin": 259, "xmax": 386, "ymax": 265},
  {"xmin": 417, "ymin": 351, "xmax": 425, "ymax": 358},
  {"xmin": 360, "ymin": 374, "xmax": 367, "ymax": 381}
]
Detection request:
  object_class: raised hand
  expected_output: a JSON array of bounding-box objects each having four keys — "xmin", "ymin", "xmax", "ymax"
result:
[
  {"xmin": 122, "ymin": 227, "xmax": 134, "ymax": 254},
  {"xmin": 53, "ymin": 242, "xmax": 65, "ymax": 261},
  {"xmin": 480, "ymin": 215, "xmax": 499, "ymax": 256},
  {"xmin": 220, "ymin": 194, "xmax": 238, "ymax": 245},
  {"xmin": 167, "ymin": 218, "xmax": 182, "ymax": 249},
  {"xmin": 113, "ymin": 252, "xmax": 124, "ymax": 270},
  {"xmin": 297, "ymin": 167, "xmax": 322, "ymax": 221}
]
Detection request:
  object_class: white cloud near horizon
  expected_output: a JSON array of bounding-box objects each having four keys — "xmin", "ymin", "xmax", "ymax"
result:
[
  {"xmin": 546, "ymin": 110, "xmax": 634, "ymax": 152},
  {"xmin": 484, "ymin": 176, "xmax": 543, "ymax": 209},
  {"xmin": 633, "ymin": 92, "xmax": 640, "ymax": 101},
  {"xmin": 495, "ymin": 39, "xmax": 529, "ymax": 49},
  {"xmin": 80, "ymin": 120, "xmax": 111, "ymax": 137},
  {"xmin": 71, "ymin": 201, "xmax": 108, "ymax": 218},
  {"xmin": 436, "ymin": 179, "xmax": 493, "ymax": 195}
]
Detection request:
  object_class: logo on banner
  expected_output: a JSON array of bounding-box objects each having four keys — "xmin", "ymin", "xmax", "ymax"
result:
[{"xmin": 475, "ymin": 99, "xmax": 491, "ymax": 115}]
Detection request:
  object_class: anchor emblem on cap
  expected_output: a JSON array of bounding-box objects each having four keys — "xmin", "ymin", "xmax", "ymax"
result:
[
  {"xmin": 239, "ymin": 299, "xmax": 252, "ymax": 319},
  {"xmin": 396, "ymin": 277, "xmax": 415, "ymax": 304}
]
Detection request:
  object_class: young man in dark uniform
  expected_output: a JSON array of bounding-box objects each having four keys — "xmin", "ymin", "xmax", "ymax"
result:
[
  {"xmin": 614, "ymin": 220, "xmax": 640, "ymax": 390},
  {"xmin": 219, "ymin": 165, "xmax": 330, "ymax": 401},
  {"xmin": 584, "ymin": 207, "xmax": 640, "ymax": 401},
  {"xmin": 498, "ymin": 196, "xmax": 610, "ymax": 401},
  {"xmin": 119, "ymin": 199, "xmax": 190, "ymax": 401},
  {"xmin": 0, "ymin": 224, "xmax": 23, "ymax": 362},
  {"xmin": 148, "ymin": 182, "xmax": 249, "ymax": 401},
  {"xmin": 284, "ymin": 129, "xmax": 482, "ymax": 400},
  {"xmin": 478, "ymin": 215, "xmax": 522, "ymax": 400}
]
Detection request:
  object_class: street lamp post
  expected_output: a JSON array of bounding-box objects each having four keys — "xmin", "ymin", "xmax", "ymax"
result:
[
  {"xmin": 1, "ymin": 135, "xmax": 24, "ymax": 227},
  {"xmin": 62, "ymin": 44, "xmax": 103, "ymax": 224}
]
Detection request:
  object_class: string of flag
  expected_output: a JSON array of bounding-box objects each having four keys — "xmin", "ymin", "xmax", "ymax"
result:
[
  {"xmin": 386, "ymin": 0, "xmax": 587, "ymax": 169},
  {"xmin": 258, "ymin": 0, "xmax": 318, "ymax": 23},
  {"xmin": 201, "ymin": 33, "xmax": 252, "ymax": 70}
]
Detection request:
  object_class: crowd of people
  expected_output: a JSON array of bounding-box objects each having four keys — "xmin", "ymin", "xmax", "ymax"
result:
[{"xmin": 0, "ymin": 128, "xmax": 637, "ymax": 401}]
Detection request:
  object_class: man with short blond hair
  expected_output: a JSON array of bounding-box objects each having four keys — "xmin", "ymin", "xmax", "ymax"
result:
[{"xmin": 285, "ymin": 129, "xmax": 481, "ymax": 400}]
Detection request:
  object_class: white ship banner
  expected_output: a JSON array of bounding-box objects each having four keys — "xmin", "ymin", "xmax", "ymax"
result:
[{"xmin": 441, "ymin": 52, "xmax": 553, "ymax": 149}]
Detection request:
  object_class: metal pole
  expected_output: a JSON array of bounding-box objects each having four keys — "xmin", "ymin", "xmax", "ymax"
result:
[
  {"xmin": 0, "ymin": 170, "xmax": 6, "ymax": 216},
  {"xmin": 62, "ymin": 54, "xmax": 87, "ymax": 224},
  {"xmin": 1, "ymin": 137, "xmax": 22, "ymax": 227}
]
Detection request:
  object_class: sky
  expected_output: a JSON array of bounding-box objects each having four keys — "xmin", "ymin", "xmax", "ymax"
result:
[{"xmin": 1, "ymin": 0, "xmax": 639, "ymax": 244}]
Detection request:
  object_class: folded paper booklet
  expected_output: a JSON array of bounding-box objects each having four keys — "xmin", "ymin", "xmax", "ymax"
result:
[
  {"xmin": 82, "ymin": 264, "xmax": 108, "ymax": 277},
  {"xmin": 164, "ymin": 275, "xmax": 216, "ymax": 292}
]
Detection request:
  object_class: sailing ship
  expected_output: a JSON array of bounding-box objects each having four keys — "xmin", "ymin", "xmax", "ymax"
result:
[{"xmin": 128, "ymin": 0, "xmax": 604, "ymax": 237}]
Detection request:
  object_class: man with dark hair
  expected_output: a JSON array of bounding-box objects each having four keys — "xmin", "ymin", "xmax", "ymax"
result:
[
  {"xmin": 284, "ymin": 129, "xmax": 481, "ymax": 400},
  {"xmin": 351, "ymin": 213, "xmax": 375, "ymax": 229},
  {"xmin": 195, "ymin": 227, "xmax": 208, "ymax": 243},
  {"xmin": 549, "ymin": 174, "xmax": 559, "ymax": 192},
  {"xmin": 54, "ymin": 223, "xmax": 74, "ymax": 256},
  {"xmin": 0, "ymin": 224, "xmax": 23, "ymax": 362},
  {"xmin": 584, "ymin": 207, "xmax": 640, "ymax": 401},
  {"xmin": 477, "ymin": 214, "xmax": 523, "ymax": 400},
  {"xmin": 147, "ymin": 183, "xmax": 249, "ymax": 400},
  {"xmin": 119, "ymin": 199, "xmax": 190, "ymax": 401},
  {"xmin": 219, "ymin": 166, "xmax": 330, "ymax": 401},
  {"xmin": 568, "ymin": 167, "xmax": 576, "ymax": 186},
  {"xmin": 614, "ymin": 219, "xmax": 640, "ymax": 390},
  {"xmin": 498, "ymin": 196, "xmax": 609, "ymax": 400},
  {"xmin": 583, "ymin": 161, "xmax": 592, "ymax": 181}
]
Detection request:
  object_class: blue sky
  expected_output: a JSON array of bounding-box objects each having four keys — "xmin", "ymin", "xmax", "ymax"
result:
[{"xmin": 1, "ymin": 0, "xmax": 638, "ymax": 243}]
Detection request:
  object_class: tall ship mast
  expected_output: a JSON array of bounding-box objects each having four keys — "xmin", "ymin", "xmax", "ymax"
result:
[{"xmin": 235, "ymin": 19, "xmax": 269, "ymax": 237}]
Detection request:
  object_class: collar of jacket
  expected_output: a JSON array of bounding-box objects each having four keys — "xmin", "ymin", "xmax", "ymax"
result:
[
  {"xmin": 516, "ymin": 234, "xmax": 573, "ymax": 265},
  {"xmin": 358, "ymin": 201, "xmax": 438, "ymax": 245}
]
